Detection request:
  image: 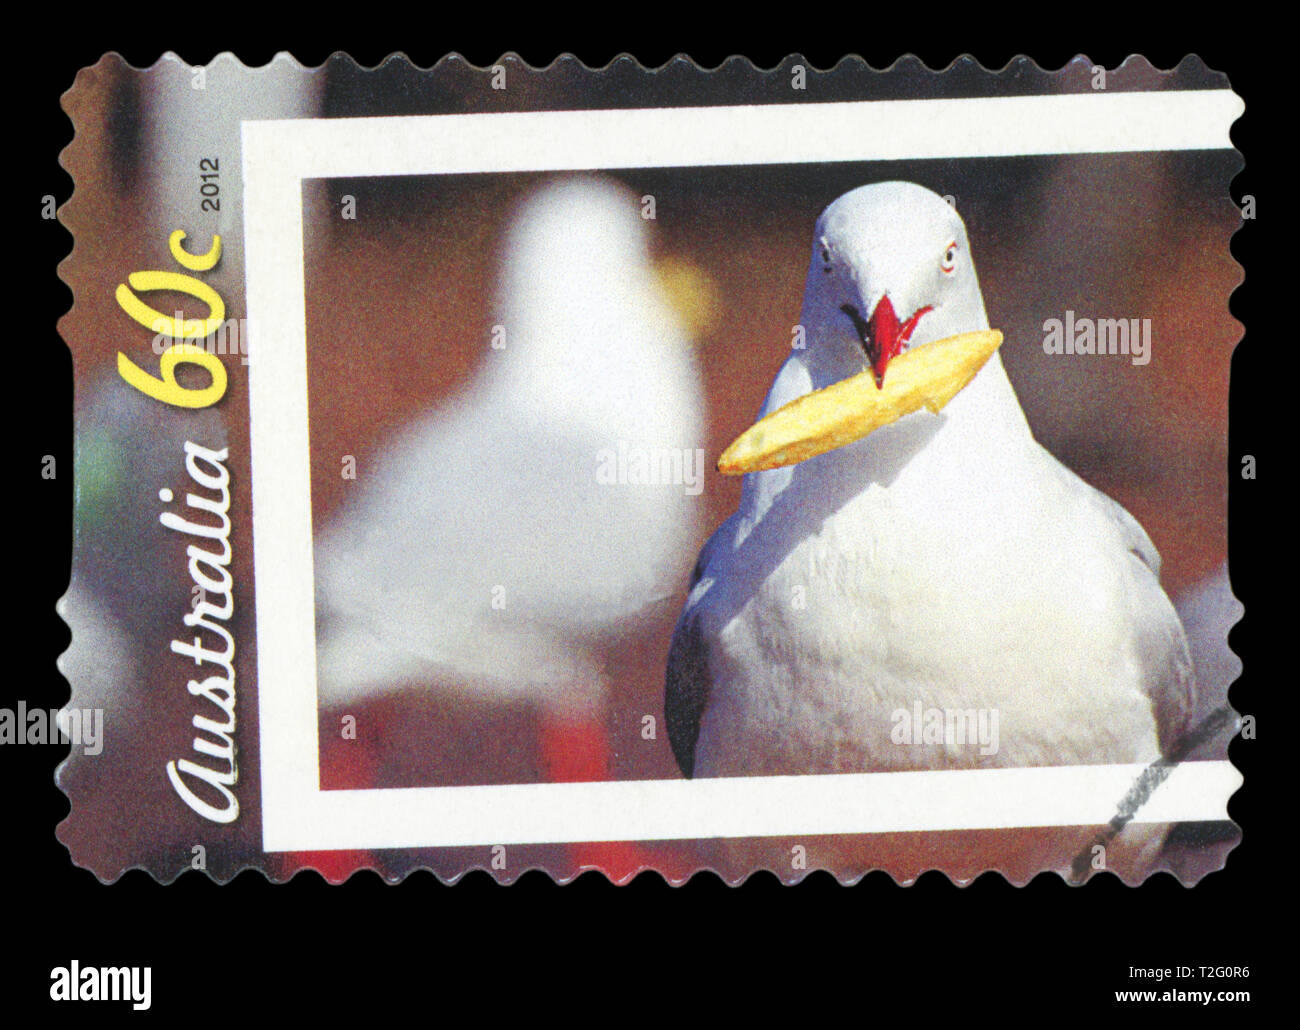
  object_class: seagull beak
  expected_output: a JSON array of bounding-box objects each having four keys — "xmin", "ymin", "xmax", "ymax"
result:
[
  {"xmin": 843, "ymin": 295, "xmax": 933, "ymax": 388},
  {"xmin": 653, "ymin": 256, "xmax": 719, "ymax": 340}
]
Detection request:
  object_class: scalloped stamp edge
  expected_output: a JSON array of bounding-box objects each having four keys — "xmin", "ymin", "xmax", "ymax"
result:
[{"xmin": 54, "ymin": 52, "xmax": 1244, "ymax": 886}]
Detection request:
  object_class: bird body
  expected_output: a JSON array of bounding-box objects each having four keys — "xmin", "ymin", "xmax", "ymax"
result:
[
  {"xmin": 667, "ymin": 183, "xmax": 1192, "ymax": 875},
  {"xmin": 316, "ymin": 176, "xmax": 704, "ymax": 714}
]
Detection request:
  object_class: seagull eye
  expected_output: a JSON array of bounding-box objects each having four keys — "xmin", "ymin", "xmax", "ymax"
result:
[
  {"xmin": 941, "ymin": 242, "xmax": 958, "ymax": 274},
  {"xmin": 820, "ymin": 241, "xmax": 832, "ymax": 272}
]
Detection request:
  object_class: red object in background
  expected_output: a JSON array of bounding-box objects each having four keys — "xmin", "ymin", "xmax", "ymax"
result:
[
  {"xmin": 539, "ymin": 712, "xmax": 609, "ymax": 783},
  {"xmin": 539, "ymin": 712, "xmax": 658, "ymax": 883},
  {"xmin": 282, "ymin": 848, "xmax": 375, "ymax": 885}
]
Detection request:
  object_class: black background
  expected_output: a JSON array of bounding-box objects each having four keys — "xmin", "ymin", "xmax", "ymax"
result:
[{"xmin": 10, "ymin": 27, "xmax": 1274, "ymax": 1019}]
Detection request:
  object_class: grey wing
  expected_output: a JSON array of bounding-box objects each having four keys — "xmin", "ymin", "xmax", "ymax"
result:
[
  {"xmin": 664, "ymin": 518, "xmax": 732, "ymax": 778},
  {"xmin": 1088, "ymin": 482, "xmax": 1197, "ymax": 757}
]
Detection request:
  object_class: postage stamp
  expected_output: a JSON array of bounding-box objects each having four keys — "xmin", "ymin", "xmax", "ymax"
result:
[{"xmin": 55, "ymin": 53, "xmax": 1243, "ymax": 884}]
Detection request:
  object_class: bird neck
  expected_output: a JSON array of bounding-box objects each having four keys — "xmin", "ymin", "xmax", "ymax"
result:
[{"xmin": 938, "ymin": 350, "xmax": 1031, "ymax": 442}]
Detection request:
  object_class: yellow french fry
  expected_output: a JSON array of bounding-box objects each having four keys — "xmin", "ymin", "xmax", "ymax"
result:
[{"xmin": 718, "ymin": 330, "xmax": 1003, "ymax": 475}]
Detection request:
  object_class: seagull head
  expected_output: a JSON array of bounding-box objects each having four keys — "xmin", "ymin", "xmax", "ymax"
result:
[
  {"xmin": 802, "ymin": 181, "xmax": 988, "ymax": 388},
  {"xmin": 492, "ymin": 175, "xmax": 705, "ymax": 443}
]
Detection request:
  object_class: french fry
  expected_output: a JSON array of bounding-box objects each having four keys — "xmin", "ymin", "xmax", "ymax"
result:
[{"xmin": 717, "ymin": 329, "xmax": 1003, "ymax": 475}]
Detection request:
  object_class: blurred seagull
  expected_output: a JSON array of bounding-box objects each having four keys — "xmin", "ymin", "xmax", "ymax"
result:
[
  {"xmin": 666, "ymin": 182, "xmax": 1193, "ymax": 878},
  {"xmin": 315, "ymin": 176, "xmax": 706, "ymax": 731}
]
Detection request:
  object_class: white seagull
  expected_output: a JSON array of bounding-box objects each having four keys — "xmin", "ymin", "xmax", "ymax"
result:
[
  {"xmin": 315, "ymin": 176, "xmax": 705, "ymax": 719},
  {"xmin": 666, "ymin": 182, "xmax": 1193, "ymax": 875}
]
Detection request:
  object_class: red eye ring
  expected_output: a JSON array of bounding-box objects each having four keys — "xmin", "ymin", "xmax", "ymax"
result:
[{"xmin": 941, "ymin": 241, "xmax": 958, "ymax": 274}]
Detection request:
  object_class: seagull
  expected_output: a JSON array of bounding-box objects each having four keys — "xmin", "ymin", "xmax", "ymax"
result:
[
  {"xmin": 666, "ymin": 181, "xmax": 1193, "ymax": 878},
  {"xmin": 315, "ymin": 175, "xmax": 705, "ymax": 726}
]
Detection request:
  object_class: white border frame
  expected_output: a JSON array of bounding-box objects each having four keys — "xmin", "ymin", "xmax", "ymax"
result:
[{"xmin": 243, "ymin": 91, "xmax": 1243, "ymax": 852}]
